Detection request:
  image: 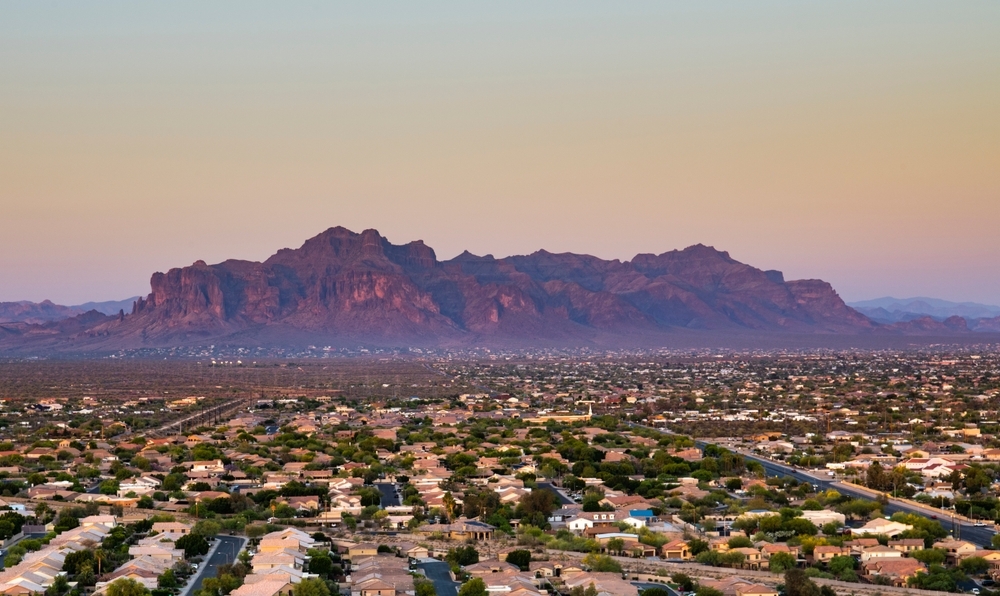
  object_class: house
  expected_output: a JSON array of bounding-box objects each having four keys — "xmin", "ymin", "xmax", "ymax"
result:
[
  {"xmin": 887, "ymin": 539, "xmax": 924, "ymax": 553},
  {"xmin": 970, "ymin": 550, "xmax": 1000, "ymax": 573},
  {"xmin": 621, "ymin": 516, "xmax": 647, "ymax": 529},
  {"xmin": 760, "ymin": 543, "xmax": 799, "ymax": 566},
  {"xmin": 732, "ymin": 548, "xmax": 763, "ymax": 570},
  {"xmin": 661, "ymin": 540, "xmax": 691, "ymax": 560},
  {"xmin": 561, "ymin": 572, "xmax": 638, "ymax": 596},
  {"xmin": 859, "ymin": 545, "xmax": 903, "ymax": 562},
  {"xmin": 699, "ymin": 577, "xmax": 778, "ymax": 596},
  {"xmin": 799, "ymin": 510, "xmax": 846, "ymax": 526},
  {"xmin": 850, "ymin": 518, "xmax": 912, "ymax": 538},
  {"xmin": 151, "ymin": 522, "xmax": 192, "ymax": 535},
  {"xmin": 230, "ymin": 578, "xmax": 295, "ymax": 596},
  {"xmin": 863, "ymin": 558, "xmax": 926, "ymax": 587},
  {"xmin": 933, "ymin": 539, "xmax": 978, "ymax": 564},
  {"xmin": 566, "ymin": 512, "xmax": 618, "ymax": 533},
  {"xmin": 396, "ymin": 543, "xmax": 429, "ymax": 560},
  {"xmin": 812, "ymin": 545, "xmax": 849, "ymax": 563},
  {"xmin": 418, "ymin": 519, "xmax": 495, "ymax": 541},
  {"xmin": 188, "ymin": 460, "xmax": 225, "ymax": 473},
  {"xmin": 348, "ymin": 543, "xmax": 381, "ymax": 559},
  {"xmin": 465, "ymin": 560, "xmax": 522, "ymax": 576},
  {"xmin": 127, "ymin": 545, "xmax": 185, "ymax": 565}
]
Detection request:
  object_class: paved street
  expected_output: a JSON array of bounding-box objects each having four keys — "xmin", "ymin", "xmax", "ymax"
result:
[
  {"xmin": 416, "ymin": 560, "xmax": 459, "ymax": 596},
  {"xmin": 630, "ymin": 423, "xmax": 997, "ymax": 548},
  {"xmin": 737, "ymin": 449, "xmax": 995, "ymax": 546},
  {"xmin": 376, "ymin": 482, "xmax": 400, "ymax": 507},
  {"xmin": 537, "ymin": 482, "xmax": 573, "ymax": 505},
  {"xmin": 183, "ymin": 536, "xmax": 246, "ymax": 596}
]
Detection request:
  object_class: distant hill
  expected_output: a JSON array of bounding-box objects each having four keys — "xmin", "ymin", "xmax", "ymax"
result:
[
  {"xmin": 849, "ymin": 297, "xmax": 1000, "ymax": 323},
  {"xmin": 0, "ymin": 297, "xmax": 139, "ymax": 324},
  {"xmin": 0, "ymin": 300, "xmax": 84, "ymax": 324},
  {"xmin": 70, "ymin": 297, "xmax": 141, "ymax": 316}
]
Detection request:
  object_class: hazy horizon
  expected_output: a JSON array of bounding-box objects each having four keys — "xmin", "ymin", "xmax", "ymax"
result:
[{"xmin": 2, "ymin": 2, "xmax": 998, "ymax": 305}]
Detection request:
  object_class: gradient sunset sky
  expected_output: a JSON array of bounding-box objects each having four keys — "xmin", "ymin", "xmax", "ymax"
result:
[{"xmin": 2, "ymin": 2, "xmax": 998, "ymax": 305}]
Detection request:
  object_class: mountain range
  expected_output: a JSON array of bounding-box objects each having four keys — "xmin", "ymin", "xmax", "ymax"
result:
[
  {"xmin": 2, "ymin": 227, "xmax": 998, "ymax": 353},
  {"xmin": 0, "ymin": 297, "xmax": 139, "ymax": 324},
  {"xmin": 848, "ymin": 297, "xmax": 1000, "ymax": 324}
]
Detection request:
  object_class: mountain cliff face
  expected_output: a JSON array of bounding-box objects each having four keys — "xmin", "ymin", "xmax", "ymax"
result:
[
  {"xmin": 20, "ymin": 225, "xmax": 873, "ymax": 349},
  {"xmin": 8, "ymin": 227, "xmax": 1000, "ymax": 352}
]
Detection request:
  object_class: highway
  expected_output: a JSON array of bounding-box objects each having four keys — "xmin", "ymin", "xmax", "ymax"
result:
[
  {"xmin": 741, "ymin": 453, "xmax": 995, "ymax": 547},
  {"xmin": 628, "ymin": 423, "xmax": 996, "ymax": 547}
]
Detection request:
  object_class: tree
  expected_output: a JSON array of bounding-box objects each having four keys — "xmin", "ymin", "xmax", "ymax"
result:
[
  {"xmin": 31, "ymin": 502, "xmax": 52, "ymax": 524},
  {"xmin": 721, "ymin": 551, "xmax": 745, "ymax": 569},
  {"xmin": 415, "ymin": 578, "xmax": 437, "ymax": 596},
  {"xmin": 295, "ymin": 578, "xmax": 330, "ymax": 596},
  {"xmin": 442, "ymin": 492, "xmax": 456, "ymax": 521},
  {"xmin": 582, "ymin": 494, "xmax": 603, "ymax": 512},
  {"xmin": 157, "ymin": 570, "xmax": 178, "ymax": 589},
  {"xmin": 640, "ymin": 589, "xmax": 671, "ymax": 596},
  {"xmin": 45, "ymin": 575, "xmax": 69, "ymax": 596},
  {"xmin": 107, "ymin": 579, "xmax": 151, "ymax": 596},
  {"xmin": 911, "ymin": 549, "xmax": 946, "ymax": 566},
  {"xmin": 446, "ymin": 546, "xmax": 480, "ymax": 566},
  {"xmin": 458, "ymin": 578, "xmax": 487, "ymax": 596},
  {"xmin": 671, "ymin": 574, "xmax": 695, "ymax": 592},
  {"xmin": 63, "ymin": 549, "xmax": 95, "ymax": 575},
  {"xmin": 908, "ymin": 565, "xmax": 957, "ymax": 592},
  {"xmin": 769, "ymin": 552, "xmax": 796, "ymax": 573},
  {"xmin": 687, "ymin": 538, "xmax": 709, "ymax": 556},
  {"xmin": 827, "ymin": 555, "xmax": 855, "ymax": 575},
  {"xmin": 175, "ymin": 534, "xmax": 210, "ymax": 558},
  {"xmin": 358, "ymin": 488, "xmax": 382, "ymax": 507},
  {"xmin": 505, "ymin": 550, "xmax": 531, "ymax": 572},
  {"xmin": 606, "ymin": 538, "xmax": 625, "ymax": 555},
  {"xmin": 960, "ymin": 556, "xmax": 990, "ymax": 575},
  {"xmin": 581, "ymin": 553, "xmax": 621, "ymax": 573},
  {"xmin": 308, "ymin": 553, "xmax": 334, "ymax": 576},
  {"xmin": 695, "ymin": 588, "xmax": 724, "ymax": 596},
  {"xmin": 193, "ymin": 519, "xmax": 222, "ymax": 538},
  {"xmin": 783, "ymin": 568, "xmax": 835, "ymax": 596}
]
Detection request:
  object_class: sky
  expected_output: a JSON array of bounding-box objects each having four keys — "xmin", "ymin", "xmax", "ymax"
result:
[{"xmin": 1, "ymin": 2, "xmax": 998, "ymax": 305}]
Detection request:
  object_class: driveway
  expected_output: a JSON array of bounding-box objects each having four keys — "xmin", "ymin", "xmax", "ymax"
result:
[
  {"xmin": 416, "ymin": 559, "xmax": 459, "ymax": 596},
  {"xmin": 182, "ymin": 536, "xmax": 246, "ymax": 596}
]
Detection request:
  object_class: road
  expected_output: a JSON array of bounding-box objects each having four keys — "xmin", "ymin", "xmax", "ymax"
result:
[
  {"xmin": 728, "ymin": 446, "xmax": 995, "ymax": 546},
  {"xmin": 537, "ymin": 482, "xmax": 573, "ymax": 505},
  {"xmin": 376, "ymin": 482, "xmax": 400, "ymax": 507},
  {"xmin": 416, "ymin": 559, "xmax": 459, "ymax": 596},
  {"xmin": 629, "ymin": 423, "xmax": 996, "ymax": 547},
  {"xmin": 183, "ymin": 536, "xmax": 246, "ymax": 596}
]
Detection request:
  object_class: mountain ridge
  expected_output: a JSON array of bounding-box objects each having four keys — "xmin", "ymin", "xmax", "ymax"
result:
[
  {"xmin": 2, "ymin": 227, "xmax": 996, "ymax": 353},
  {"xmin": 849, "ymin": 296, "xmax": 1000, "ymax": 323}
]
